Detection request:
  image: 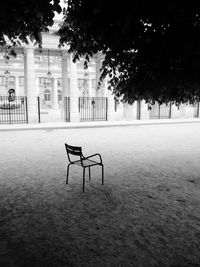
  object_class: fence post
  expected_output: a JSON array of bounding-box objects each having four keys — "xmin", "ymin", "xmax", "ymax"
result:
[
  {"xmin": 69, "ymin": 97, "xmax": 71, "ymax": 122},
  {"xmin": 137, "ymin": 100, "xmax": 141, "ymax": 120},
  {"xmin": 78, "ymin": 97, "xmax": 80, "ymax": 113},
  {"xmin": 158, "ymin": 104, "xmax": 161, "ymax": 119},
  {"xmin": 8, "ymin": 101, "xmax": 11, "ymax": 124},
  {"xmin": 197, "ymin": 102, "xmax": 200, "ymax": 118},
  {"xmin": 169, "ymin": 102, "xmax": 172, "ymax": 119},
  {"xmin": 37, "ymin": 97, "xmax": 41, "ymax": 123},
  {"xmin": 106, "ymin": 97, "xmax": 108, "ymax": 121},
  {"xmin": 25, "ymin": 97, "xmax": 28, "ymax": 123}
]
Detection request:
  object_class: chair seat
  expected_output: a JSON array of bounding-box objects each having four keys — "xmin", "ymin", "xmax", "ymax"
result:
[{"xmin": 73, "ymin": 158, "xmax": 101, "ymax": 167}]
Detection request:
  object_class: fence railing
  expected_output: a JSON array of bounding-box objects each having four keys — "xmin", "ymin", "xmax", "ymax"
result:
[
  {"xmin": 0, "ymin": 96, "xmax": 28, "ymax": 124},
  {"xmin": 149, "ymin": 102, "xmax": 172, "ymax": 119},
  {"xmin": 79, "ymin": 97, "xmax": 107, "ymax": 121}
]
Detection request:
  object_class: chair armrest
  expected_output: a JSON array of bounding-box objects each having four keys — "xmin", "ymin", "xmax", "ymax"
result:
[{"xmin": 83, "ymin": 153, "xmax": 103, "ymax": 164}]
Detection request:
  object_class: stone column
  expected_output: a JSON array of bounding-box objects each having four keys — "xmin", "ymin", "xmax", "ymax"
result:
[
  {"xmin": 61, "ymin": 50, "xmax": 69, "ymax": 120},
  {"xmin": 107, "ymin": 90, "xmax": 116, "ymax": 120},
  {"xmin": 52, "ymin": 77, "xmax": 59, "ymax": 109},
  {"xmin": 140, "ymin": 100, "xmax": 150, "ymax": 120},
  {"xmin": 69, "ymin": 54, "xmax": 79, "ymax": 122},
  {"xmin": 36, "ymin": 77, "xmax": 40, "ymax": 98},
  {"xmin": 24, "ymin": 46, "xmax": 37, "ymax": 122},
  {"xmin": 88, "ymin": 79, "xmax": 92, "ymax": 97},
  {"xmin": 62, "ymin": 50, "xmax": 69, "ymax": 97},
  {"xmin": 95, "ymin": 57, "xmax": 101, "ymax": 97},
  {"xmin": 106, "ymin": 77, "xmax": 116, "ymax": 121},
  {"xmin": 14, "ymin": 76, "xmax": 19, "ymax": 96},
  {"xmin": 90, "ymin": 78, "xmax": 96, "ymax": 97},
  {"xmin": 103, "ymin": 82, "xmax": 107, "ymax": 97},
  {"xmin": 115, "ymin": 100, "xmax": 124, "ymax": 121}
]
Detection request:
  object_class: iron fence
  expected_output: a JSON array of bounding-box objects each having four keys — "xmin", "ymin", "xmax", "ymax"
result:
[
  {"xmin": 64, "ymin": 97, "xmax": 70, "ymax": 122},
  {"xmin": 79, "ymin": 97, "xmax": 107, "ymax": 121},
  {"xmin": 0, "ymin": 96, "xmax": 28, "ymax": 124},
  {"xmin": 149, "ymin": 102, "xmax": 172, "ymax": 119}
]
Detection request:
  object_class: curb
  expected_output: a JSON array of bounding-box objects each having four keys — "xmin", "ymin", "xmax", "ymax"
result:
[{"xmin": 0, "ymin": 119, "xmax": 200, "ymax": 132}]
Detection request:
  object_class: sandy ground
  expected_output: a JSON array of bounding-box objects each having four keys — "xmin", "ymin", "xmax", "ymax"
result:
[{"xmin": 0, "ymin": 123, "xmax": 200, "ymax": 267}]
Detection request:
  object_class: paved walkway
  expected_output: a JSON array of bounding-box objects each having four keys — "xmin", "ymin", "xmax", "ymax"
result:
[
  {"xmin": 1, "ymin": 122, "xmax": 200, "ymax": 266},
  {"xmin": 0, "ymin": 118, "xmax": 200, "ymax": 131}
]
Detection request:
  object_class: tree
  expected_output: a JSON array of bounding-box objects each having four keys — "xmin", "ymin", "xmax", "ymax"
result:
[
  {"xmin": 1, "ymin": 0, "xmax": 200, "ymax": 105},
  {"xmin": 58, "ymin": 1, "xmax": 200, "ymax": 105},
  {"xmin": 0, "ymin": 0, "xmax": 61, "ymax": 48}
]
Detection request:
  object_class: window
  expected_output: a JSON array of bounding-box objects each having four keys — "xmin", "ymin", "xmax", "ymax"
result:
[
  {"xmin": 39, "ymin": 77, "xmax": 47, "ymax": 86},
  {"xmin": 92, "ymin": 79, "xmax": 95, "ymax": 88},
  {"xmin": 78, "ymin": 78, "xmax": 89, "ymax": 91},
  {"xmin": 9, "ymin": 76, "xmax": 15, "ymax": 87},
  {"xmin": 58, "ymin": 90, "xmax": 62, "ymax": 102},
  {"xmin": 101, "ymin": 80, "xmax": 106, "ymax": 88},
  {"xmin": 84, "ymin": 79, "xmax": 89, "ymax": 88},
  {"xmin": 44, "ymin": 89, "xmax": 51, "ymax": 101},
  {"xmin": 0, "ymin": 76, "xmax": 5, "ymax": 85},
  {"xmin": 0, "ymin": 76, "xmax": 15, "ymax": 87},
  {"xmin": 19, "ymin": 76, "xmax": 24, "ymax": 86},
  {"xmin": 57, "ymin": 78, "xmax": 62, "ymax": 87},
  {"xmin": 34, "ymin": 55, "xmax": 42, "ymax": 62},
  {"xmin": 39, "ymin": 77, "xmax": 44, "ymax": 86},
  {"xmin": 57, "ymin": 89, "xmax": 62, "ymax": 101},
  {"xmin": 78, "ymin": 78, "xmax": 84, "ymax": 90}
]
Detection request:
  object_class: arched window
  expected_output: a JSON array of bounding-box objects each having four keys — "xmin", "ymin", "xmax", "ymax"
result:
[
  {"xmin": 57, "ymin": 78, "xmax": 62, "ymax": 87},
  {"xmin": 44, "ymin": 89, "xmax": 51, "ymax": 101},
  {"xmin": 9, "ymin": 76, "xmax": 15, "ymax": 87},
  {"xmin": 57, "ymin": 89, "xmax": 62, "ymax": 102}
]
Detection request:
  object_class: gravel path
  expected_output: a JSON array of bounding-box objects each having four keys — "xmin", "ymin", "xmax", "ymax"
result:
[{"xmin": 1, "ymin": 123, "xmax": 200, "ymax": 267}]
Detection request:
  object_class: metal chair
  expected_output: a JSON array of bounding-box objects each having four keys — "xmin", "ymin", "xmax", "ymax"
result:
[{"xmin": 65, "ymin": 143, "xmax": 104, "ymax": 192}]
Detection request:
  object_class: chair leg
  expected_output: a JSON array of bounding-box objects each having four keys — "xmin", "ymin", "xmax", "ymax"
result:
[
  {"xmin": 89, "ymin": 167, "xmax": 91, "ymax": 181},
  {"xmin": 83, "ymin": 167, "xmax": 85, "ymax": 192},
  {"xmin": 101, "ymin": 164, "xmax": 104, "ymax": 185},
  {"xmin": 66, "ymin": 164, "xmax": 70, "ymax": 184}
]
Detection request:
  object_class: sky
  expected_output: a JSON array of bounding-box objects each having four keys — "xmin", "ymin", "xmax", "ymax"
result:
[{"xmin": 53, "ymin": 0, "xmax": 66, "ymax": 20}]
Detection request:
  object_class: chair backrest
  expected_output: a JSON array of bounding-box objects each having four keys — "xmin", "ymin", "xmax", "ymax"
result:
[{"xmin": 65, "ymin": 143, "xmax": 83, "ymax": 163}]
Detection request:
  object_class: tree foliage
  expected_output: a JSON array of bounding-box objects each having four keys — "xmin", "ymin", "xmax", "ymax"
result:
[
  {"xmin": 1, "ymin": 0, "xmax": 200, "ymax": 104},
  {"xmin": 0, "ymin": 0, "xmax": 61, "ymax": 48},
  {"xmin": 58, "ymin": 1, "xmax": 200, "ymax": 104}
]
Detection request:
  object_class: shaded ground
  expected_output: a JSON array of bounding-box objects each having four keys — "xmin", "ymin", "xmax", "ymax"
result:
[{"xmin": 1, "ymin": 123, "xmax": 200, "ymax": 267}]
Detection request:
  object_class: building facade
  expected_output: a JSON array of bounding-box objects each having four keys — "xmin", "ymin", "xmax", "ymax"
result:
[{"xmin": 0, "ymin": 20, "xmax": 199, "ymax": 124}]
